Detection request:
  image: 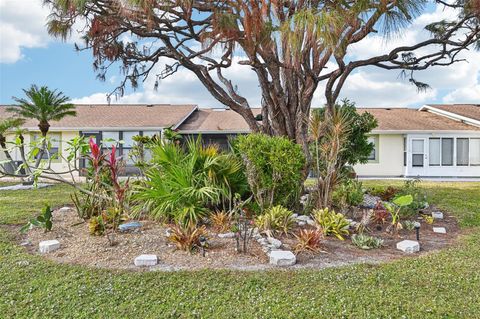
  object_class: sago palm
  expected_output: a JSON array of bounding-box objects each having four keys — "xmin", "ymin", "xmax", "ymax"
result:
[{"xmin": 8, "ymin": 85, "xmax": 76, "ymax": 137}]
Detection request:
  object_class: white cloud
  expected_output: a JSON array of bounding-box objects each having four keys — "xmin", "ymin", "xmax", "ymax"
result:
[
  {"xmin": 0, "ymin": 0, "xmax": 84, "ymax": 63},
  {"xmin": 443, "ymin": 85, "xmax": 480, "ymax": 104},
  {"xmin": 0, "ymin": 0, "xmax": 51, "ymax": 63}
]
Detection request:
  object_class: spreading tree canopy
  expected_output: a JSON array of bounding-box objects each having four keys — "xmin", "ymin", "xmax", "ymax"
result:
[{"xmin": 44, "ymin": 0, "xmax": 480, "ymax": 157}]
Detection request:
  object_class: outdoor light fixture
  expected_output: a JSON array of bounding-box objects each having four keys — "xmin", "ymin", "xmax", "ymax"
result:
[
  {"xmin": 414, "ymin": 222, "xmax": 421, "ymax": 241},
  {"xmin": 199, "ymin": 236, "xmax": 207, "ymax": 257}
]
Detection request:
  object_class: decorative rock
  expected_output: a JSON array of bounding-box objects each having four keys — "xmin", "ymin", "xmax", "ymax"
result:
[
  {"xmin": 257, "ymin": 238, "xmax": 269, "ymax": 246},
  {"xmin": 291, "ymin": 213, "xmax": 298, "ymax": 218},
  {"xmin": 39, "ymin": 240, "xmax": 61, "ymax": 253},
  {"xmin": 296, "ymin": 215, "xmax": 311, "ymax": 222},
  {"xmin": 432, "ymin": 211, "xmax": 444, "ymax": 219},
  {"xmin": 267, "ymin": 237, "xmax": 282, "ymax": 249},
  {"xmin": 268, "ymin": 250, "xmax": 296, "ymax": 266},
  {"xmin": 298, "ymin": 221, "xmax": 306, "ymax": 227},
  {"xmin": 134, "ymin": 254, "xmax": 158, "ymax": 267},
  {"xmin": 306, "ymin": 219, "xmax": 315, "ymax": 226},
  {"xmin": 218, "ymin": 232, "xmax": 236, "ymax": 239},
  {"xmin": 119, "ymin": 221, "xmax": 142, "ymax": 232},
  {"xmin": 20, "ymin": 240, "xmax": 32, "ymax": 246},
  {"xmin": 433, "ymin": 227, "xmax": 447, "ymax": 234},
  {"xmin": 362, "ymin": 194, "xmax": 380, "ymax": 208},
  {"xmin": 58, "ymin": 207, "xmax": 71, "ymax": 213},
  {"xmin": 396, "ymin": 240, "xmax": 420, "ymax": 253}
]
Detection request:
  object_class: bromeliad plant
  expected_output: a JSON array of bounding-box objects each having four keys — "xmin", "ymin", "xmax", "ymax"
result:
[
  {"xmin": 351, "ymin": 234, "xmax": 383, "ymax": 250},
  {"xmin": 294, "ymin": 229, "xmax": 323, "ymax": 255},
  {"xmin": 255, "ymin": 205, "xmax": 296, "ymax": 237},
  {"xmin": 312, "ymin": 208, "xmax": 350, "ymax": 240}
]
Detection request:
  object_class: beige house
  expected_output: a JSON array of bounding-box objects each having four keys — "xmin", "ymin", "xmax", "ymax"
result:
[{"xmin": 1, "ymin": 103, "xmax": 480, "ymax": 178}]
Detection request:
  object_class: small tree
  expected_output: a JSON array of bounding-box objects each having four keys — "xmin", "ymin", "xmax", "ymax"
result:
[{"xmin": 8, "ymin": 85, "xmax": 76, "ymax": 179}]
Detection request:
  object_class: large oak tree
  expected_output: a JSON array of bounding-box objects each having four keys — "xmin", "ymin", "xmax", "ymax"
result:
[{"xmin": 44, "ymin": 0, "xmax": 480, "ymax": 158}]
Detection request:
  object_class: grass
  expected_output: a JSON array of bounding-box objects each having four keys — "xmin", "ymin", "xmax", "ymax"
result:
[
  {"xmin": 0, "ymin": 182, "xmax": 75, "ymax": 224},
  {"xmin": 1, "ymin": 181, "xmax": 480, "ymax": 318}
]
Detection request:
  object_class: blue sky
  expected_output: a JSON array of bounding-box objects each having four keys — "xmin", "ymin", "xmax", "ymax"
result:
[{"xmin": 0, "ymin": 1, "xmax": 479, "ymax": 107}]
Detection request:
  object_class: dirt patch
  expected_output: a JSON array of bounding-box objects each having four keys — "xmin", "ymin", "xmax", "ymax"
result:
[{"xmin": 13, "ymin": 205, "xmax": 460, "ymax": 271}]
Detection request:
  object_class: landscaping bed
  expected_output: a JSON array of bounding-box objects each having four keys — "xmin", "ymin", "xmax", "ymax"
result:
[{"xmin": 13, "ymin": 203, "xmax": 460, "ymax": 271}]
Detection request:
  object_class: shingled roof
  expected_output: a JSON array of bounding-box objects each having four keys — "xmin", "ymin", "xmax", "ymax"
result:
[
  {"xmin": 357, "ymin": 108, "xmax": 480, "ymax": 132},
  {"xmin": 178, "ymin": 108, "xmax": 262, "ymax": 133},
  {"xmin": 0, "ymin": 104, "xmax": 197, "ymax": 130},
  {"xmin": 424, "ymin": 104, "xmax": 480, "ymax": 122}
]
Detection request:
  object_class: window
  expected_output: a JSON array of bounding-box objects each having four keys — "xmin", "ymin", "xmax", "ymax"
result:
[
  {"xmin": 456, "ymin": 138, "xmax": 469, "ymax": 166},
  {"xmin": 442, "ymin": 138, "xmax": 454, "ymax": 166},
  {"xmin": 403, "ymin": 137, "xmax": 407, "ymax": 167},
  {"xmin": 412, "ymin": 139, "xmax": 424, "ymax": 167},
  {"xmin": 471, "ymin": 138, "xmax": 480, "ymax": 166},
  {"xmin": 122, "ymin": 131, "xmax": 140, "ymax": 165},
  {"xmin": 367, "ymin": 136, "xmax": 378, "ymax": 162},
  {"xmin": 32, "ymin": 133, "xmax": 61, "ymax": 160},
  {"xmin": 429, "ymin": 138, "xmax": 441, "ymax": 166},
  {"xmin": 102, "ymin": 131, "xmax": 119, "ymax": 148}
]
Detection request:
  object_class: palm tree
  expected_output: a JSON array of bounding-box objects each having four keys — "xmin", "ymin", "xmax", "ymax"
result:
[
  {"xmin": 8, "ymin": 85, "xmax": 76, "ymax": 137},
  {"xmin": 0, "ymin": 117, "xmax": 25, "ymax": 173}
]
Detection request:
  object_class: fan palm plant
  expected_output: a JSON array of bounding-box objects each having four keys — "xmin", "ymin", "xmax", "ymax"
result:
[{"xmin": 134, "ymin": 137, "xmax": 248, "ymax": 225}]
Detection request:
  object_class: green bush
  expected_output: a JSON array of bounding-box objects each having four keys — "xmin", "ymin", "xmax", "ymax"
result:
[
  {"xmin": 312, "ymin": 208, "xmax": 350, "ymax": 240},
  {"xmin": 134, "ymin": 138, "xmax": 248, "ymax": 225},
  {"xmin": 396, "ymin": 179, "xmax": 427, "ymax": 217},
  {"xmin": 234, "ymin": 133, "xmax": 305, "ymax": 209},
  {"xmin": 255, "ymin": 205, "xmax": 296, "ymax": 236},
  {"xmin": 351, "ymin": 234, "xmax": 383, "ymax": 250},
  {"xmin": 332, "ymin": 179, "xmax": 364, "ymax": 209}
]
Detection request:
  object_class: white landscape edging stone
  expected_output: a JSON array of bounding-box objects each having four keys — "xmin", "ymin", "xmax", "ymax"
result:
[
  {"xmin": 433, "ymin": 227, "xmax": 447, "ymax": 234},
  {"xmin": 267, "ymin": 237, "xmax": 282, "ymax": 249},
  {"xmin": 134, "ymin": 254, "xmax": 158, "ymax": 267},
  {"xmin": 39, "ymin": 240, "xmax": 61, "ymax": 253},
  {"xmin": 432, "ymin": 211, "xmax": 444, "ymax": 219},
  {"xmin": 396, "ymin": 240, "xmax": 420, "ymax": 253},
  {"xmin": 268, "ymin": 250, "xmax": 296, "ymax": 266}
]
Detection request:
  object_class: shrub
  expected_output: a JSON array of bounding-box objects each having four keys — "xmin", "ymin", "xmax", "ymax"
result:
[
  {"xmin": 135, "ymin": 138, "xmax": 248, "ymax": 226},
  {"xmin": 210, "ymin": 211, "xmax": 232, "ymax": 233},
  {"xmin": 351, "ymin": 234, "xmax": 383, "ymax": 250},
  {"xmin": 312, "ymin": 208, "xmax": 350, "ymax": 240},
  {"xmin": 167, "ymin": 222, "xmax": 208, "ymax": 252},
  {"xmin": 372, "ymin": 201, "xmax": 389, "ymax": 224},
  {"xmin": 294, "ymin": 229, "xmax": 322, "ymax": 254},
  {"xmin": 234, "ymin": 133, "xmax": 305, "ymax": 209},
  {"xmin": 255, "ymin": 205, "xmax": 295, "ymax": 236},
  {"xmin": 20, "ymin": 204, "xmax": 53, "ymax": 233},
  {"xmin": 332, "ymin": 179, "xmax": 364, "ymax": 209},
  {"xmin": 396, "ymin": 179, "xmax": 427, "ymax": 217}
]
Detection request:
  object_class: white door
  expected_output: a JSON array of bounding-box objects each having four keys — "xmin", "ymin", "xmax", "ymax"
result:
[{"xmin": 410, "ymin": 138, "xmax": 427, "ymax": 176}]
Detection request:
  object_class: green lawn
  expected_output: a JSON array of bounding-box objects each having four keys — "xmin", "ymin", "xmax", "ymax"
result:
[{"xmin": 1, "ymin": 181, "xmax": 479, "ymax": 318}]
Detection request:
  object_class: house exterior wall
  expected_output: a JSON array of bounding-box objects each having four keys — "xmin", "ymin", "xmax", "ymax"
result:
[
  {"xmin": 354, "ymin": 134, "xmax": 405, "ymax": 177},
  {"xmin": 0, "ymin": 130, "xmax": 81, "ymax": 178}
]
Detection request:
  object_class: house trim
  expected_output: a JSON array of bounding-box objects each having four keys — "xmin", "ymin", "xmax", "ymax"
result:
[{"xmin": 419, "ymin": 105, "xmax": 480, "ymax": 128}]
